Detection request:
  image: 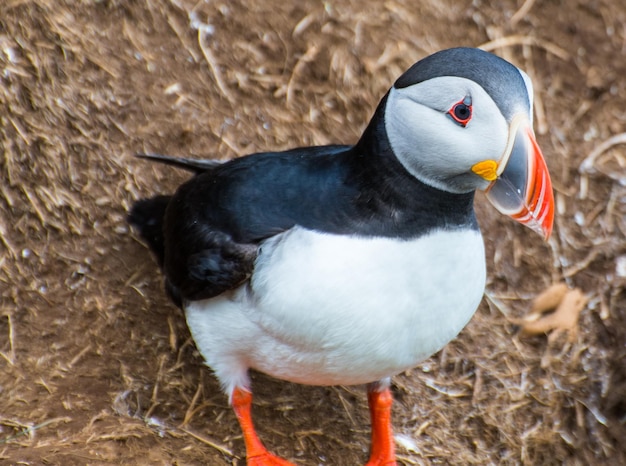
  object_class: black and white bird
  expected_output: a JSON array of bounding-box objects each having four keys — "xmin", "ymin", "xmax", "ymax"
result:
[{"xmin": 128, "ymin": 47, "xmax": 554, "ymax": 466}]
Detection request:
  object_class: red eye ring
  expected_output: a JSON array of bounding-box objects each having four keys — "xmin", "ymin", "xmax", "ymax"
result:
[{"xmin": 448, "ymin": 97, "xmax": 472, "ymax": 127}]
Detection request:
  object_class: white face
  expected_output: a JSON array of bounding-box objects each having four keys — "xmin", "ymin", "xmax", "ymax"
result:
[{"xmin": 384, "ymin": 75, "xmax": 531, "ymax": 194}]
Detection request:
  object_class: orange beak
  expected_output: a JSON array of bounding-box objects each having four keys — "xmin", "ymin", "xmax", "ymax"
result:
[{"xmin": 485, "ymin": 118, "xmax": 554, "ymax": 239}]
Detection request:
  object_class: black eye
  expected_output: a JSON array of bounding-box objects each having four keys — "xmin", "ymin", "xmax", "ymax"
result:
[
  {"xmin": 448, "ymin": 97, "xmax": 473, "ymax": 127},
  {"xmin": 454, "ymin": 104, "xmax": 470, "ymax": 120}
]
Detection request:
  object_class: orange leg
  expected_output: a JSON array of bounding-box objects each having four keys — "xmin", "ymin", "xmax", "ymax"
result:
[
  {"xmin": 231, "ymin": 387, "xmax": 295, "ymax": 466},
  {"xmin": 365, "ymin": 384, "xmax": 397, "ymax": 466}
]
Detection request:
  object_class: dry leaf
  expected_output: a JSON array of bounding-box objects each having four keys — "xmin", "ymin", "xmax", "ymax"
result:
[
  {"xmin": 529, "ymin": 283, "xmax": 569, "ymax": 315},
  {"xmin": 518, "ymin": 284, "xmax": 588, "ymax": 340}
]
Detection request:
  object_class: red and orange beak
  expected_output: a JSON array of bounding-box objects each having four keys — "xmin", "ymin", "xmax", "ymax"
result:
[{"xmin": 476, "ymin": 116, "xmax": 554, "ymax": 239}]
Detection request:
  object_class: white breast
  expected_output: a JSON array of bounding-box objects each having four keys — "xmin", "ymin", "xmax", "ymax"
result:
[{"xmin": 185, "ymin": 227, "xmax": 486, "ymax": 394}]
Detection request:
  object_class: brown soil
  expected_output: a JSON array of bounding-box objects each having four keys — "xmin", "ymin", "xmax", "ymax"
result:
[{"xmin": 1, "ymin": 0, "xmax": 625, "ymax": 464}]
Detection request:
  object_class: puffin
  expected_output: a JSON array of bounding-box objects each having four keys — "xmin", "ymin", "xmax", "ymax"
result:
[{"xmin": 128, "ymin": 47, "xmax": 554, "ymax": 465}]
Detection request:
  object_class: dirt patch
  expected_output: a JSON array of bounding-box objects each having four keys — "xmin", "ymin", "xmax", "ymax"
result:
[{"xmin": 1, "ymin": 0, "xmax": 625, "ymax": 464}]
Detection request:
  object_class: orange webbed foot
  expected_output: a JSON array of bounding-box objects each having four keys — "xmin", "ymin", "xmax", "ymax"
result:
[
  {"xmin": 231, "ymin": 387, "xmax": 296, "ymax": 466},
  {"xmin": 365, "ymin": 457, "xmax": 397, "ymax": 466},
  {"xmin": 247, "ymin": 452, "xmax": 296, "ymax": 466}
]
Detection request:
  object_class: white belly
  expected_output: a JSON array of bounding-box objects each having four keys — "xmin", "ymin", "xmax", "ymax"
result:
[{"xmin": 184, "ymin": 227, "xmax": 486, "ymax": 393}]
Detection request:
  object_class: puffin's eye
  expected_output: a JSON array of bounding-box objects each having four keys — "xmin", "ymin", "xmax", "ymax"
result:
[{"xmin": 448, "ymin": 97, "xmax": 473, "ymax": 127}]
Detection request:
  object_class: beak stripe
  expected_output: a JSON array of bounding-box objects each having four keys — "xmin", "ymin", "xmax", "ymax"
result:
[{"xmin": 487, "ymin": 120, "xmax": 554, "ymax": 240}]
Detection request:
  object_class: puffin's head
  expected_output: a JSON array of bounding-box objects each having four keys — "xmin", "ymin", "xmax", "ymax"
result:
[{"xmin": 384, "ymin": 47, "xmax": 554, "ymax": 239}]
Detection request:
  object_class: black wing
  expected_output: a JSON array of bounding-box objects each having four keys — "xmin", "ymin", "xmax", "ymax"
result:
[
  {"xmin": 135, "ymin": 153, "xmax": 223, "ymax": 174},
  {"xmin": 130, "ymin": 145, "xmax": 352, "ymax": 304}
]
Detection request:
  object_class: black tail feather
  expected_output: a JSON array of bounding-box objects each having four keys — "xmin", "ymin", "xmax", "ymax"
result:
[
  {"xmin": 128, "ymin": 195, "xmax": 184, "ymax": 308},
  {"xmin": 127, "ymin": 195, "xmax": 171, "ymax": 268},
  {"xmin": 129, "ymin": 153, "xmax": 221, "ymax": 308}
]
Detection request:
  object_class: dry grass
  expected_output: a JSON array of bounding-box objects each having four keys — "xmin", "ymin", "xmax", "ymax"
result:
[{"xmin": 1, "ymin": 0, "xmax": 625, "ymax": 464}]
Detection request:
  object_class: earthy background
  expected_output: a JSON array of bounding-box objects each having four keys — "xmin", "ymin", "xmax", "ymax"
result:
[{"xmin": 1, "ymin": 0, "xmax": 625, "ymax": 464}]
